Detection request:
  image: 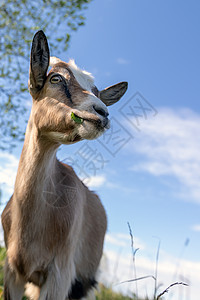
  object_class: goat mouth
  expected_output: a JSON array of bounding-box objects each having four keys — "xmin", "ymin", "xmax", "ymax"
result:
[
  {"xmin": 72, "ymin": 111, "xmax": 99, "ymax": 123},
  {"xmin": 73, "ymin": 112, "xmax": 109, "ymax": 130},
  {"xmin": 71, "ymin": 112, "xmax": 84, "ymax": 124},
  {"xmin": 84, "ymin": 118, "xmax": 110, "ymax": 132}
]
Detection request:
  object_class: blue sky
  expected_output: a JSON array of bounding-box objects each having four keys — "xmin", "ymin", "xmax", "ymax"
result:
[{"xmin": 0, "ymin": 0, "xmax": 200, "ymax": 299}]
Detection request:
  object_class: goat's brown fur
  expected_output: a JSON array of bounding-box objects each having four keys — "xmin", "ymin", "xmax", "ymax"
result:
[{"xmin": 1, "ymin": 30, "xmax": 127, "ymax": 300}]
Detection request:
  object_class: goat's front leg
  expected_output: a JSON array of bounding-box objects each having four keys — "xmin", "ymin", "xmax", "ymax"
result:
[
  {"xmin": 3, "ymin": 258, "xmax": 25, "ymax": 300},
  {"xmin": 39, "ymin": 258, "xmax": 76, "ymax": 300}
]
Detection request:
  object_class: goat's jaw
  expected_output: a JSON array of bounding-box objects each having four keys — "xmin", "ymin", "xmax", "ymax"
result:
[
  {"xmin": 43, "ymin": 131, "xmax": 83, "ymax": 144},
  {"xmin": 43, "ymin": 116, "xmax": 109, "ymax": 144}
]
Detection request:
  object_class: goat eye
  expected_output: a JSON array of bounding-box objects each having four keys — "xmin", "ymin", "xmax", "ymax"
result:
[{"xmin": 50, "ymin": 76, "xmax": 62, "ymax": 84}]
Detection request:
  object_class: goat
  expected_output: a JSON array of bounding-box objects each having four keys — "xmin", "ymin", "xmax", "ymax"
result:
[{"xmin": 1, "ymin": 30, "xmax": 128, "ymax": 300}]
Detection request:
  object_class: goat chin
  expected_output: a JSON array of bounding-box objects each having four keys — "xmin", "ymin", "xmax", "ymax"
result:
[{"xmin": 24, "ymin": 283, "xmax": 40, "ymax": 300}]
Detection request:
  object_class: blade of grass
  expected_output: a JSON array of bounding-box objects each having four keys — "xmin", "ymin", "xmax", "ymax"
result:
[
  {"xmin": 115, "ymin": 275, "xmax": 156, "ymax": 286},
  {"xmin": 156, "ymin": 282, "xmax": 188, "ymax": 300},
  {"xmin": 153, "ymin": 237, "xmax": 161, "ymax": 300},
  {"xmin": 127, "ymin": 222, "xmax": 139, "ymax": 298}
]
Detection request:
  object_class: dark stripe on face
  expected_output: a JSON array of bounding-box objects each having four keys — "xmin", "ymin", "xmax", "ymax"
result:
[
  {"xmin": 64, "ymin": 82, "xmax": 71, "ymax": 100},
  {"xmin": 49, "ymin": 72, "xmax": 72, "ymax": 101},
  {"xmin": 91, "ymin": 86, "xmax": 99, "ymax": 98}
]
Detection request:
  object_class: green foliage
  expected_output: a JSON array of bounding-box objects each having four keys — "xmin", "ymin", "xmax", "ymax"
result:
[
  {"xmin": 0, "ymin": 247, "xmax": 6, "ymax": 298},
  {"xmin": 95, "ymin": 285, "xmax": 137, "ymax": 300},
  {"xmin": 71, "ymin": 112, "xmax": 83, "ymax": 124},
  {"xmin": 0, "ymin": 0, "xmax": 92, "ymax": 151},
  {"xmin": 0, "ymin": 247, "xmax": 6, "ymax": 287}
]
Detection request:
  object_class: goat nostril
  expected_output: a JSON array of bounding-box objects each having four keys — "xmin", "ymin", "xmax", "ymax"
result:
[{"xmin": 93, "ymin": 105, "xmax": 109, "ymax": 118}]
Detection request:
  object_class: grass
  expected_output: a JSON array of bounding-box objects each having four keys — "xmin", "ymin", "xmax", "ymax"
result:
[
  {"xmin": 0, "ymin": 243, "xmax": 188, "ymax": 300},
  {"xmin": 0, "ymin": 246, "xmax": 146, "ymax": 300},
  {"xmin": 0, "ymin": 247, "xmax": 6, "ymax": 299},
  {"xmin": 95, "ymin": 284, "xmax": 145, "ymax": 300}
]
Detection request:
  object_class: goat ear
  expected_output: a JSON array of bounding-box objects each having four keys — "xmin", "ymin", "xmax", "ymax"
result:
[
  {"xmin": 99, "ymin": 82, "xmax": 128, "ymax": 106},
  {"xmin": 29, "ymin": 30, "xmax": 50, "ymax": 96}
]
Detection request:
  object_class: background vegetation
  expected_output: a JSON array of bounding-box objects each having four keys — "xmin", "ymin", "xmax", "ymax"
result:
[{"xmin": 0, "ymin": 0, "xmax": 92, "ymax": 151}]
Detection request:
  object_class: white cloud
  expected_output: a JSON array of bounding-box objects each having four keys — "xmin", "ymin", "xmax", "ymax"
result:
[
  {"xmin": 0, "ymin": 152, "xmax": 18, "ymax": 197},
  {"xmin": 105, "ymin": 233, "xmax": 128, "ymax": 247},
  {"xmin": 105, "ymin": 233, "xmax": 145, "ymax": 250},
  {"xmin": 191, "ymin": 224, "xmax": 200, "ymax": 232},
  {"xmin": 0, "ymin": 152, "xmax": 19, "ymax": 245},
  {"xmin": 83, "ymin": 175, "xmax": 106, "ymax": 188},
  {"xmin": 128, "ymin": 108, "xmax": 200, "ymax": 203}
]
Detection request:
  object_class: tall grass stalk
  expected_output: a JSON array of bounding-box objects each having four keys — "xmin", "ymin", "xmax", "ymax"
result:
[
  {"xmin": 127, "ymin": 222, "xmax": 139, "ymax": 298},
  {"xmin": 153, "ymin": 238, "xmax": 161, "ymax": 300}
]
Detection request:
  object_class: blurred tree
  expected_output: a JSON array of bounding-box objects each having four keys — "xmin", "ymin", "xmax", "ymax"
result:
[{"xmin": 0, "ymin": 0, "xmax": 92, "ymax": 151}]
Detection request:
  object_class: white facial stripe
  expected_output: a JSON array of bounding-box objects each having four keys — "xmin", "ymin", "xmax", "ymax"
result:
[
  {"xmin": 68, "ymin": 59, "xmax": 94, "ymax": 92},
  {"xmin": 50, "ymin": 56, "xmax": 62, "ymax": 66}
]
